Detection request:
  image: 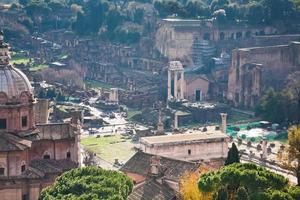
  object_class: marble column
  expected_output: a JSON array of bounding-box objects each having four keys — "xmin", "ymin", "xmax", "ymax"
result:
[
  {"xmin": 174, "ymin": 71, "xmax": 178, "ymax": 99},
  {"xmin": 220, "ymin": 113, "xmax": 227, "ymax": 134},
  {"xmin": 174, "ymin": 112, "xmax": 178, "ymax": 129},
  {"xmin": 180, "ymin": 70, "xmax": 184, "ymax": 99},
  {"xmin": 167, "ymin": 70, "xmax": 171, "ymax": 99}
]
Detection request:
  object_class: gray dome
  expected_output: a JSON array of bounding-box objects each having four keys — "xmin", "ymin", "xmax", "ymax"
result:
[
  {"xmin": 0, "ymin": 32, "xmax": 33, "ymax": 103},
  {"xmin": 0, "ymin": 65, "xmax": 33, "ymax": 101}
]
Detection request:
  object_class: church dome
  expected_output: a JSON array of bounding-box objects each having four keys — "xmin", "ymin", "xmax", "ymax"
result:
[{"xmin": 0, "ymin": 31, "xmax": 33, "ymax": 104}]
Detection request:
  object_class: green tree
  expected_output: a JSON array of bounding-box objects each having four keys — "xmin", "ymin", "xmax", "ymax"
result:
[
  {"xmin": 235, "ymin": 187, "xmax": 249, "ymax": 200},
  {"xmin": 225, "ymin": 143, "xmax": 239, "ymax": 166},
  {"xmin": 106, "ymin": 9, "xmax": 122, "ymax": 40},
  {"xmin": 72, "ymin": 0, "xmax": 108, "ymax": 35},
  {"xmin": 133, "ymin": 8, "xmax": 144, "ymax": 24},
  {"xmin": 40, "ymin": 166, "xmax": 133, "ymax": 200},
  {"xmin": 279, "ymin": 126, "xmax": 300, "ymax": 186},
  {"xmin": 198, "ymin": 163, "xmax": 289, "ymax": 199},
  {"xmin": 246, "ymin": 2, "xmax": 265, "ymax": 24},
  {"xmin": 286, "ymin": 71, "xmax": 300, "ymax": 122},
  {"xmin": 262, "ymin": 0, "xmax": 296, "ymax": 22},
  {"xmin": 215, "ymin": 187, "xmax": 228, "ymax": 200},
  {"xmin": 185, "ymin": 0, "xmax": 211, "ymax": 18},
  {"xmin": 19, "ymin": 0, "xmax": 29, "ymax": 6},
  {"xmin": 255, "ymin": 89, "xmax": 297, "ymax": 124}
]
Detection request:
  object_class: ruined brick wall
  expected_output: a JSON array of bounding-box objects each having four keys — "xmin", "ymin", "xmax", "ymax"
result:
[
  {"xmin": 28, "ymin": 138, "xmax": 75, "ymax": 162},
  {"xmin": 228, "ymin": 42, "xmax": 300, "ymax": 107}
]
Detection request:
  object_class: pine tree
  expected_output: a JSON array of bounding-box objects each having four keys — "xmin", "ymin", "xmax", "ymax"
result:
[
  {"xmin": 215, "ymin": 187, "xmax": 228, "ymax": 200},
  {"xmin": 225, "ymin": 143, "xmax": 240, "ymax": 165},
  {"xmin": 235, "ymin": 187, "xmax": 249, "ymax": 200}
]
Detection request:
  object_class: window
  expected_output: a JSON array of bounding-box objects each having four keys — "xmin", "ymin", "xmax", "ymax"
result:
[
  {"xmin": 203, "ymin": 33, "xmax": 210, "ymax": 40},
  {"xmin": 21, "ymin": 165, "xmax": 26, "ymax": 172},
  {"xmin": 188, "ymin": 149, "xmax": 191, "ymax": 155},
  {"xmin": 22, "ymin": 116, "xmax": 27, "ymax": 127},
  {"xmin": 22, "ymin": 194, "xmax": 28, "ymax": 200},
  {"xmin": 0, "ymin": 119, "xmax": 6, "ymax": 129},
  {"xmin": 67, "ymin": 151, "xmax": 71, "ymax": 159},
  {"xmin": 43, "ymin": 154, "xmax": 50, "ymax": 159},
  {"xmin": 0, "ymin": 167, "xmax": 4, "ymax": 175}
]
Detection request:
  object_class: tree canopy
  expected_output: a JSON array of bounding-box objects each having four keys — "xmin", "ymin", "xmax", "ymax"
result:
[
  {"xmin": 40, "ymin": 166, "xmax": 133, "ymax": 200},
  {"xmin": 278, "ymin": 125, "xmax": 300, "ymax": 186},
  {"xmin": 198, "ymin": 163, "xmax": 295, "ymax": 200}
]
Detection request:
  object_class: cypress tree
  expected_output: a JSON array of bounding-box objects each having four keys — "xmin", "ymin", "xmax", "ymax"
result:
[{"xmin": 225, "ymin": 143, "xmax": 240, "ymax": 165}]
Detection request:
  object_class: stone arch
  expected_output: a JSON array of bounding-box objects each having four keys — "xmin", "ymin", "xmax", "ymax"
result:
[
  {"xmin": 236, "ymin": 32, "xmax": 242, "ymax": 39},
  {"xmin": 230, "ymin": 33, "xmax": 235, "ymax": 39},
  {"xmin": 21, "ymin": 160, "xmax": 26, "ymax": 172},
  {"xmin": 43, "ymin": 151, "xmax": 51, "ymax": 159},
  {"xmin": 219, "ymin": 32, "xmax": 225, "ymax": 40},
  {"xmin": 0, "ymin": 162, "xmax": 6, "ymax": 176},
  {"xmin": 245, "ymin": 31, "xmax": 252, "ymax": 38},
  {"xmin": 20, "ymin": 91, "xmax": 29, "ymax": 104}
]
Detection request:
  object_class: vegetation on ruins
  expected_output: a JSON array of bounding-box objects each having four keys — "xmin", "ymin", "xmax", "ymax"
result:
[
  {"xmin": 256, "ymin": 71, "xmax": 300, "ymax": 124},
  {"xmin": 10, "ymin": 0, "xmax": 300, "ymax": 42},
  {"xmin": 40, "ymin": 166, "xmax": 133, "ymax": 200},
  {"xmin": 198, "ymin": 163, "xmax": 300, "ymax": 200},
  {"xmin": 278, "ymin": 125, "xmax": 300, "ymax": 186},
  {"xmin": 179, "ymin": 166, "xmax": 213, "ymax": 200},
  {"xmin": 224, "ymin": 142, "xmax": 239, "ymax": 166},
  {"xmin": 154, "ymin": 0, "xmax": 299, "ymax": 26}
]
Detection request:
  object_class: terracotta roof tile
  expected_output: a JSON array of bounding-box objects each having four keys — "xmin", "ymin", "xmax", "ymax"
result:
[{"xmin": 127, "ymin": 179, "xmax": 175, "ymax": 200}]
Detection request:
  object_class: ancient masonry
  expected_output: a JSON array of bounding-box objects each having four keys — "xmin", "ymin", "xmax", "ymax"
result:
[
  {"xmin": 227, "ymin": 41, "xmax": 300, "ymax": 107},
  {"xmin": 167, "ymin": 61, "xmax": 185, "ymax": 100}
]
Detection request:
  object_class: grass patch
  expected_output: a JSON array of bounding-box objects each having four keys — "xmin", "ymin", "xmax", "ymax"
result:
[
  {"xmin": 30, "ymin": 63, "xmax": 49, "ymax": 71},
  {"xmin": 228, "ymin": 111, "xmax": 253, "ymax": 123},
  {"xmin": 60, "ymin": 54, "xmax": 69, "ymax": 60},
  {"xmin": 11, "ymin": 57, "xmax": 30, "ymax": 65},
  {"xmin": 84, "ymin": 80, "xmax": 115, "ymax": 89},
  {"xmin": 81, "ymin": 135, "xmax": 136, "ymax": 164},
  {"xmin": 127, "ymin": 109, "xmax": 142, "ymax": 120}
]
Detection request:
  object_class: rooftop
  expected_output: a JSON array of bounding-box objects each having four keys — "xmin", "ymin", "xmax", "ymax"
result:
[
  {"xmin": 127, "ymin": 179, "xmax": 175, "ymax": 200},
  {"xmin": 140, "ymin": 132, "xmax": 228, "ymax": 145},
  {"xmin": 121, "ymin": 151, "xmax": 199, "ymax": 182}
]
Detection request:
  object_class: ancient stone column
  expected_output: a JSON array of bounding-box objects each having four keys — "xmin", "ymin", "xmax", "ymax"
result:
[
  {"xmin": 174, "ymin": 71, "xmax": 178, "ymax": 99},
  {"xmin": 168, "ymin": 70, "xmax": 172, "ymax": 99},
  {"xmin": 220, "ymin": 113, "xmax": 227, "ymax": 134},
  {"xmin": 174, "ymin": 112, "xmax": 178, "ymax": 129},
  {"xmin": 180, "ymin": 70, "xmax": 184, "ymax": 99}
]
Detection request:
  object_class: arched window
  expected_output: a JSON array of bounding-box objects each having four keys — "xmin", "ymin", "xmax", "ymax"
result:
[
  {"xmin": 43, "ymin": 154, "xmax": 50, "ymax": 159},
  {"xmin": 22, "ymin": 116, "xmax": 27, "ymax": 127},
  {"xmin": 0, "ymin": 167, "xmax": 4, "ymax": 175},
  {"xmin": 219, "ymin": 32, "xmax": 225, "ymax": 40},
  {"xmin": 21, "ymin": 165, "xmax": 26, "ymax": 172},
  {"xmin": 67, "ymin": 151, "xmax": 71, "ymax": 159},
  {"xmin": 0, "ymin": 119, "xmax": 6, "ymax": 129},
  {"xmin": 236, "ymin": 32, "xmax": 242, "ymax": 39}
]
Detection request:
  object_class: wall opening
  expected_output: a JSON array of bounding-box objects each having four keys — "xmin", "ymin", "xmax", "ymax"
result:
[
  {"xmin": 0, "ymin": 167, "xmax": 4, "ymax": 175},
  {"xmin": 0, "ymin": 119, "xmax": 6, "ymax": 129},
  {"xmin": 195, "ymin": 90, "xmax": 202, "ymax": 101},
  {"xmin": 21, "ymin": 165, "xmax": 26, "ymax": 172},
  {"xmin": 22, "ymin": 116, "xmax": 27, "ymax": 127}
]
